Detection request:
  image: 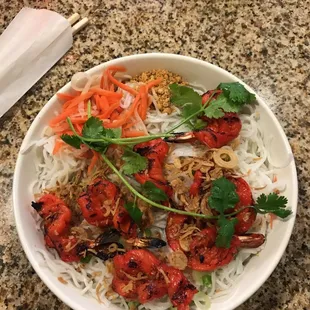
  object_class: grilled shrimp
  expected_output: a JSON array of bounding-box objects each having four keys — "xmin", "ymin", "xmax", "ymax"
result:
[
  {"xmin": 134, "ymin": 138, "xmax": 173, "ymax": 197},
  {"xmin": 78, "ymin": 178, "xmax": 138, "ymax": 238},
  {"xmin": 112, "ymin": 249, "xmax": 197, "ymax": 309},
  {"xmin": 166, "ymin": 89, "xmax": 242, "ymax": 148}
]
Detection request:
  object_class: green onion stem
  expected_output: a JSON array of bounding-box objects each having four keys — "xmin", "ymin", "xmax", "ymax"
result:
[
  {"xmin": 101, "ymin": 153, "xmax": 249, "ymax": 220},
  {"xmin": 67, "ymin": 118, "xmax": 81, "ymax": 136}
]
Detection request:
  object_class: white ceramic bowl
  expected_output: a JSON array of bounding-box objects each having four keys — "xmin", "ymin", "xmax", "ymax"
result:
[{"xmin": 13, "ymin": 53, "xmax": 298, "ymax": 310}]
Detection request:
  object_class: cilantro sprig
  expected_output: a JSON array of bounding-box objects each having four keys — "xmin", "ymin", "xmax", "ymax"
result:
[
  {"xmin": 208, "ymin": 177, "xmax": 292, "ymax": 248},
  {"xmin": 167, "ymin": 82, "xmax": 256, "ymax": 132},
  {"xmin": 254, "ymin": 193, "xmax": 291, "ymax": 218},
  {"xmin": 208, "ymin": 177, "xmax": 240, "ymax": 248},
  {"xmin": 61, "ymin": 116, "xmax": 173, "ymax": 148}
]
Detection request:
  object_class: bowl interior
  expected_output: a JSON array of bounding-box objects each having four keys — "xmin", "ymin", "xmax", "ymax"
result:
[{"xmin": 13, "ymin": 54, "xmax": 298, "ymax": 310}]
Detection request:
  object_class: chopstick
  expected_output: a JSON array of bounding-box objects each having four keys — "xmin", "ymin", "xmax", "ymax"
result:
[
  {"xmin": 67, "ymin": 13, "xmax": 89, "ymax": 36},
  {"xmin": 67, "ymin": 13, "xmax": 80, "ymax": 26}
]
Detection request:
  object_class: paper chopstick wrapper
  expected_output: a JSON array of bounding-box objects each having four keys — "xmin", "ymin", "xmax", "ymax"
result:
[{"xmin": 0, "ymin": 8, "xmax": 73, "ymax": 117}]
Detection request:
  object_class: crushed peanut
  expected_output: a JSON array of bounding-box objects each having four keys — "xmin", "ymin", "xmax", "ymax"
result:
[{"xmin": 131, "ymin": 69, "xmax": 187, "ymax": 114}]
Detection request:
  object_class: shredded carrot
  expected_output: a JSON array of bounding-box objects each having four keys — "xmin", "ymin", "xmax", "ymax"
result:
[
  {"xmin": 123, "ymin": 120, "xmax": 137, "ymax": 129},
  {"xmin": 124, "ymin": 130, "xmax": 146, "ymax": 137},
  {"xmin": 107, "ymin": 70, "xmax": 138, "ymax": 96},
  {"xmin": 70, "ymin": 117, "xmax": 88, "ymax": 124},
  {"xmin": 272, "ymin": 175, "xmax": 278, "ymax": 183},
  {"xmin": 49, "ymin": 108, "xmax": 79, "ymax": 127},
  {"xmin": 100, "ymin": 101, "xmax": 121, "ymax": 119},
  {"xmin": 104, "ymin": 94, "xmax": 141, "ymax": 128},
  {"xmin": 106, "ymin": 66, "xmax": 127, "ymax": 72},
  {"xmin": 63, "ymin": 91, "xmax": 94, "ymax": 110},
  {"xmin": 94, "ymin": 95, "xmax": 101, "ymax": 110},
  {"xmin": 75, "ymin": 124, "xmax": 83, "ymax": 134},
  {"xmin": 57, "ymin": 93, "xmax": 75, "ymax": 101},
  {"xmin": 88, "ymin": 151, "xmax": 99, "ymax": 175},
  {"xmin": 52, "ymin": 123, "xmax": 70, "ymax": 133},
  {"xmin": 139, "ymin": 85, "xmax": 148, "ymax": 120},
  {"xmin": 99, "ymin": 96, "xmax": 109, "ymax": 112},
  {"xmin": 50, "ymin": 65, "xmax": 162, "ymax": 154},
  {"xmin": 89, "ymin": 87, "xmax": 122, "ymax": 98},
  {"xmin": 100, "ymin": 71, "xmax": 106, "ymax": 89},
  {"xmin": 145, "ymin": 78, "xmax": 162, "ymax": 90},
  {"xmin": 269, "ymin": 213, "xmax": 276, "ymax": 229},
  {"xmin": 53, "ymin": 139, "xmax": 64, "ymax": 154},
  {"xmin": 110, "ymin": 110, "xmax": 120, "ymax": 121},
  {"xmin": 116, "ymin": 106, "xmax": 123, "ymax": 113}
]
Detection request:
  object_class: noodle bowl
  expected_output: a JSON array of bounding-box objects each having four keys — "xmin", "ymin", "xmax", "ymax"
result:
[{"xmin": 13, "ymin": 54, "xmax": 297, "ymax": 310}]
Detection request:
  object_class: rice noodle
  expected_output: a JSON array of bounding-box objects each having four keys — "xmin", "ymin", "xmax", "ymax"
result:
[{"xmin": 30, "ymin": 79, "xmax": 285, "ymax": 309}]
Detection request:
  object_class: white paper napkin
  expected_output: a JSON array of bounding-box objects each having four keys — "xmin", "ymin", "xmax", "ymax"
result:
[{"xmin": 0, "ymin": 7, "xmax": 73, "ymax": 117}]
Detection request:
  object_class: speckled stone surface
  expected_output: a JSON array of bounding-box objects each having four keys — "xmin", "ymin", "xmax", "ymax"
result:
[{"xmin": 0, "ymin": 0, "xmax": 309, "ymax": 309}]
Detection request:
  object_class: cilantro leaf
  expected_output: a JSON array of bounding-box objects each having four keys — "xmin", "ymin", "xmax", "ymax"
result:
[
  {"xmin": 141, "ymin": 181, "xmax": 168, "ymax": 202},
  {"xmin": 106, "ymin": 127, "xmax": 122, "ymax": 139},
  {"xmin": 254, "ymin": 193, "xmax": 292, "ymax": 218},
  {"xmin": 208, "ymin": 177, "xmax": 239, "ymax": 213},
  {"xmin": 190, "ymin": 118, "xmax": 208, "ymax": 130},
  {"xmin": 182, "ymin": 100, "xmax": 202, "ymax": 119},
  {"xmin": 82, "ymin": 117, "xmax": 106, "ymax": 139},
  {"xmin": 170, "ymin": 83, "xmax": 202, "ymax": 106},
  {"xmin": 82, "ymin": 117, "xmax": 121, "ymax": 140},
  {"xmin": 203, "ymin": 83, "xmax": 256, "ymax": 119},
  {"xmin": 80, "ymin": 255, "xmax": 92, "ymax": 263},
  {"xmin": 80, "ymin": 117, "xmax": 122, "ymax": 153},
  {"xmin": 60, "ymin": 134, "xmax": 81, "ymax": 149},
  {"xmin": 124, "ymin": 202, "xmax": 143, "ymax": 225},
  {"xmin": 216, "ymin": 216, "xmax": 238, "ymax": 248},
  {"xmin": 121, "ymin": 148, "xmax": 148, "ymax": 175},
  {"xmin": 169, "ymin": 84, "xmax": 202, "ymax": 119},
  {"xmin": 218, "ymin": 82, "xmax": 256, "ymax": 106},
  {"xmin": 204, "ymin": 93, "xmax": 240, "ymax": 119}
]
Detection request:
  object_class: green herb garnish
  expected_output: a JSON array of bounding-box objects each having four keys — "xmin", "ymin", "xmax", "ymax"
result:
[
  {"xmin": 168, "ymin": 82, "xmax": 256, "ymax": 131},
  {"xmin": 208, "ymin": 177, "xmax": 292, "ymax": 248},
  {"xmin": 215, "ymin": 216, "xmax": 238, "ymax": 248},
  {"xmin": 219, "ymin": 82, "xmax": 256, "ymax": 106},
  {"xmin": 208, "ymin": 177, "xmax": 239, "ymax": 248},
  {"xmin": 128, "ymin": 301, "xmax": 140, "ymax": 310},
  {"xmin": 202, "ymin": 274, "xmax": 212, "ymax": 287},
  {"xmin": 208, "ymin": 177, "xmax": 240, "ymax": 213},
  {"xmin": 124, "ymin": 201, "xmax": 143, "ymax": 225},
  {"xmin": 170, "ymin": 84, "xmax": 202, "ymax": 119},
  {"xmin": 141, "ymin": 181, "xmax": 168, "ymax": 202},
  {"xmin": 121, "ymin": 148, "xmax": 148, "ymax": 175},
  {"xmin": 80, "ymin": 255, "xmax": 92, "ymax": 264},
  {"xmin": 254, "ymin": 193, "xmax": 291, "ymax": 218},
  {"xmin": 144, "ymin": 228, "xmax": 152, "ymax": 237},
  {"xmin": 61, "ymin": 134, "xmax": 81, "ymax": 149}
]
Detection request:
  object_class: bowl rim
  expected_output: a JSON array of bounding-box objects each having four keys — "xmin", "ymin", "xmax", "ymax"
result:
[{"xmin": 13, "ymin": 53, "xmax": 298, "ymax": 310}]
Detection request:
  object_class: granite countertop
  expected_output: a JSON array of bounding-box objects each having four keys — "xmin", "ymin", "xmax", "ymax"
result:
[{"xmin": 0, "ymin": 0, "xmax": 309, "ymax": 309}]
